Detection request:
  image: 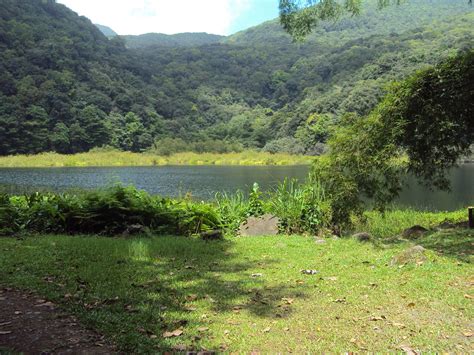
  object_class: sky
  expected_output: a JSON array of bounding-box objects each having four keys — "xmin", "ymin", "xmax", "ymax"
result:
[{"xmin": 56, "ymin": 0, "xmax": 279, "ymax": 36}]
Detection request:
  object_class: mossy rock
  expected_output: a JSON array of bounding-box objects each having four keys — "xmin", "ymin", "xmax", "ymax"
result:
[
  {"xmin": 402, "ymin": 225, "xmax": 429, "ymax": 239},
  {"xmin": 390, "ymin": 245, "xmax": 427, "ymax": 266}
]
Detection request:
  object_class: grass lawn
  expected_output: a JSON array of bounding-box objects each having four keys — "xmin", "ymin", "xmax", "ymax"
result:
[{"xmin": 0, "ymin": 225, "xmax": 472, "ymax": 352}]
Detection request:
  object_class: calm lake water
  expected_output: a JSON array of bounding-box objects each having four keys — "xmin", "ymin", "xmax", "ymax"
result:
[{"xmin": 0, "ymin": 164, "xmax": 472, "ymax": 211}]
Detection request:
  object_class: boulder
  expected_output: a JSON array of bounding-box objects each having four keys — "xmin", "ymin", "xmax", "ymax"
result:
[
  {"xmin": 352, "ymin": 232, "xmax": 372, "ymax": 242},
  {"xmin": 390, "ymin": 245, "xmax": 427, "ymax": 266},
  {"xmin": 239, "ymin": 214, "xmax": 280, "ymax": 236},
  {"xmin": 402, "ymin": 225, "xmax": 428, "ymax": 239}
]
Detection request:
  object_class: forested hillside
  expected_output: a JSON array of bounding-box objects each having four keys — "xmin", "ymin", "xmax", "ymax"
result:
[
  {"xmin": 123, "ymin": 32, "xmax": 224, "ymax": 49},
  {"xmin": 0, "ymin": 0, "xmax": 472, "ymax": 155}
]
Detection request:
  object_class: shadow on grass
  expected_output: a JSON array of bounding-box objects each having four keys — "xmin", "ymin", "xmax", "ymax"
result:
[
  {"xmin": 371, "ymin": 228, "xmax": 473, "ymax": 263},
  {"xmin": 0, "ymin": 235, "xmax": 308, "ymax": 352}
]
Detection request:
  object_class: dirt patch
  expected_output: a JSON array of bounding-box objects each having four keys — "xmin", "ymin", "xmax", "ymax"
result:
[{"xmin": 0, "ymin": 288, "xmax": 115, "ymax": 354}]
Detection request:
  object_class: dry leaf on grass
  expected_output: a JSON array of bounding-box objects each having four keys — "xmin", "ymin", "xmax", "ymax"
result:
[
  {"xmin": 163, "ymin": 329, "xmax": 183, "ymax": 338},
  {"xmin": 398, "ymin": 344, "xmax": 418, "ymax": 354},
  {"xmin": 186, "ymin": 294, "xmax": 198, "ymax": 302},
  {"xmin": 391, "ymin": 322, "xmax": 406, "ymax": 329}
]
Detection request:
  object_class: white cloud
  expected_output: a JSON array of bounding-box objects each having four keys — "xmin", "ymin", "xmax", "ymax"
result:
[{"xmin": 57, "ymin": 0, "xmax": 252, "ymax": 35}]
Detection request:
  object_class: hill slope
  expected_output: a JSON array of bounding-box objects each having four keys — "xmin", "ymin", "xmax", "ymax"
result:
[
  {"xmin": 123, "ymin": 32, "xmax": 224, "ymax": 49},
  {"xmin": 0, "ymin": 0, "xmax": 472, "ymax": 155}
]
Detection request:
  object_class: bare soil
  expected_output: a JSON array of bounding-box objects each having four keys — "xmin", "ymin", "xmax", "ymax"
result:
[{"xmin": 0, "ymin": 288, "xmax": 115, "ymax": 354}]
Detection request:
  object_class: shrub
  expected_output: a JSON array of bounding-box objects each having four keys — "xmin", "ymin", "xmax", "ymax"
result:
[
  {"xmin": 214, "ymin": 190, "xmax": 249, "ymax": 233},
  {"xmin": 268, "ymin": 178, "xmax": 332, "ymax": 235},
  {"xmin": 0, "ymin": 186, "xmax": 222, "ymax": 236}
]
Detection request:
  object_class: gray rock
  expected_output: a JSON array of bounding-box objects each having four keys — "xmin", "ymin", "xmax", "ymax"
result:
[
  {"xmin": 238, "ymin": 214, "xmax": 280, "ymax": 236},
  {"xmin": 390, "ymin": 245, "xmax": 427, "ymax": 266},
  {"xmin": 402, "ymin": 225, "xmax": 428, "ymax": 239},
  {"xmin": 352, "ymin": 232, "xmax": 372, "ymax": 242}
]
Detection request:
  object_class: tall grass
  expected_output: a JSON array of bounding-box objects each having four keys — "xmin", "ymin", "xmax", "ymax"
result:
[
  {"xmin": 0, "ymin": 150, "xmax": 313, "ymax": 168},
  {"xmin": 267, "ymin": 178, "xmax": 332, "ymax": 234}
]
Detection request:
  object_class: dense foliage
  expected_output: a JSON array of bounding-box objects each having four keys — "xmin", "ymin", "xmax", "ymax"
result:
[
  {"xmin": 0, "ymin": 0, "xmax": 472, "ymax": 155},
  {"xmin": 0, "ymin": 185, "xmax": 222, "ymax": 236},
  {"xmin": 309, "ymin": 50, "xmax": 473, "ymax": 228}
]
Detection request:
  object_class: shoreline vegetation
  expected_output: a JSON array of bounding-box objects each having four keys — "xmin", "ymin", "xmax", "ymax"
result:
[{"xmin": 0, "ymin": 150, "xmax": 313, "ymax": 168}]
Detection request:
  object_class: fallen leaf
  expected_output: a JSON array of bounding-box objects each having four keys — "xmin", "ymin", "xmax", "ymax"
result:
[
  {"xmin": 0, "ymin": 331, "xmax": 12, "ymax": 335},
  {"xmin": 0, "ymin": 322, "xmax": 12, "ymax": 327},
  {"xmin": 398, "ymin": 344, "xmax": 418, "ymax": 354},
  {"xmin": 392, "ymin": 322, "xmax": 406, "ymax": 329},
  {"xmin": 251, "ymin": 273, "xmax": 263, "ymax": 278},
  {"xmin": 462, "ymin": 331, "xmax": 473, "ymax": 337},
  {"xmin": 186, "ymin": 294, "xmax": 198, "ymax": 302},
  {"xmin": 301, "ymin": 269, "xmax": 319, "ymax": 275},
  {"xmin": 149, "ymin": 334, "xmax": 158, "ymax": 339},
  {"xmin": 464, "ymin": 294, "xmax": 473, "ymax": 299},
  {"xmin": 224, "ymin": 329, "xmax": 230, "ymax": 335},
  {"xmin": 284, "ymin": 327, "xmax": 290, "ymax": 331},
  {"xmin": 325, "ymin": 276, "xmax": 338, "ymax": 281},
  {"xmin": 281, "ymin": 297, "xmax": 294, "ymax": 305},
  {"xmin": 407, "ymin": 302, "xmax": 415, "ymax": 308},
  {"xmin": 262, "ymin": 327, "xmax": 271, "ymax": 333},
  {"xmin": 163, "ymin": 329, "xmax": 183, "ymax": 338},
  {"xmin": 14, "ymin": 311, "xmax": 22, "ymax": 315},
  {"xmin": 369, "ymin": 316, "xmax": 385, "ymax": 321},
  {"xmin": 334, "ymin": 298, "xmax": 346, "ymax": 303},
  {"xmin": 197, "ymin": 327, "xmax": 209, "ymax": 332},
  {"xmin": 35, "ymin": 301, "xmax": 55, "ymax": 307}
]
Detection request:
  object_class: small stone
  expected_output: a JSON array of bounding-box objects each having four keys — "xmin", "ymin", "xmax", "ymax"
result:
[
  {"xmin": 200, "ymin": 230, "xmax": 224, "ymax": 240},
  {"xmin": 352, "ymin": 232, "xmax": 372, "ymax": 242}
]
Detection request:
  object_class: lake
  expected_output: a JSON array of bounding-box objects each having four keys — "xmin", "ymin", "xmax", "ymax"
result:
[{"xmin": 0, "ymin": 164, "xmax": 472, "ymax": 211}]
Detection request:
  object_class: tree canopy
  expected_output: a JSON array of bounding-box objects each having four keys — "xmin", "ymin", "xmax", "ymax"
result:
[
  {"xmin": 0, "ymin": 0, "xmax": 472, "ymax": 156},
  {"xmin": 280, "ymin": 0, "xmax": 472, "ymax": 40}
]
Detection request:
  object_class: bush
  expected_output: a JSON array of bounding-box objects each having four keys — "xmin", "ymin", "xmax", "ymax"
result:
[
  {"xmin": 0, "ymin": 186, "xmax": 222, "ymax": 236},
  {"xmin": 151, "ymin": 138, "xmax": 244, "ymax": 156},
  {"xmin": 214, "ymin": 190, "xmax": 249, "ymax": 233},
  {"xmin": 268, "ymin": 178, "xmax": 332, "ymax": 235},
  {"xmin": 263, "ymin": 137, "xmax": 305, "ymax": 155}
]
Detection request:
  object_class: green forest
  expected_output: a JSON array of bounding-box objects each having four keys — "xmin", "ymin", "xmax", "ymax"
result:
[{"xmin": 0, "ymin": 0, "xmax": 472, "ymax": 155}]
